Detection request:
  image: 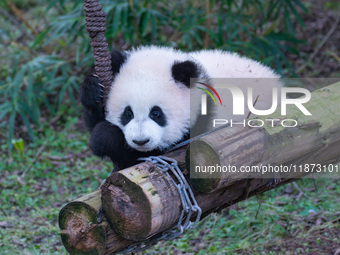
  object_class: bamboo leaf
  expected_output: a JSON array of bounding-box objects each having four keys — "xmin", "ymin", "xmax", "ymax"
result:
[
  {"xmin": 8, "ymin": 110, "xmax": 16, "ymax": 151},
  {"xmin": 19, "ymin": 109, "xmax": 35, "ymax": 141},
  {"xmin": 139, "ymin": 9, "xmax": 149, "ymax": 36}
]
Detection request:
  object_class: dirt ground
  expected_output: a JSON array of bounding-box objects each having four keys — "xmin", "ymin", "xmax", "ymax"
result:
[{"xmin": 293, "ymin": 0, "xmax": 340, "ymax": 78}]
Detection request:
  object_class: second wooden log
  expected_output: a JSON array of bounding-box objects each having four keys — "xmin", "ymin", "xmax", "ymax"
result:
[
  {"xmin": 101, "ymin": 162, "xmax": 182, "ymax": 241},
  {"xmin": 188, "ymin": 82, "xmax": 340, "ymax": 193}
]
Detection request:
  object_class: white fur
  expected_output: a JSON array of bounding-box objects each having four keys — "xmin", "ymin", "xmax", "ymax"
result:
[
  {"xmin": 105, "ymin": 46, "xmax": 281, "ymax": 152},
  {"xmin": 190, "ymin": 50, "xmax": 281, "ymax": 120}
]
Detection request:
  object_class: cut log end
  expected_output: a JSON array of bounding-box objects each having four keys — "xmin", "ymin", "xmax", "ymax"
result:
[
  {"xmin": 101, "ymin": 170, "xmax": 152, "ymax": 241},
  {"xmin": 187, "ymin": 140, "xmax": 222, "ymax": 193},
  {"xmin": 59, "ymin": 202, "xmax": 106, "ymax": 255},
  {"xmin": 101, "ymin": 162, "xmax": 182, "ymax": 241}
]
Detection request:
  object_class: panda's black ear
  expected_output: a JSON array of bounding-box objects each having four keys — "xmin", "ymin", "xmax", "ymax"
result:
[
  {"xmin": 111, "ymin": 50, "xmax": 128, "ymax": 75},
  {"xmin": 171, "ymin": 60, "xmax": 200, "ymax": 88}
]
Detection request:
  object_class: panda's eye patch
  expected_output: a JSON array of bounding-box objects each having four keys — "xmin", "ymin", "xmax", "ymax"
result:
[
  {"xmin": 149, "ymin": 106, "xmax": 166, "ymax": 127},
  {"xmin": 125, "ymin": 108, "xmax": 133, "ymax": 119},
  {"xmin": 151, "ymin": 109, "xmax": 160, "ymax": 118},
  {"xmin": 121, "ymin": 106, "xmax": 134, "ymax": 126}
]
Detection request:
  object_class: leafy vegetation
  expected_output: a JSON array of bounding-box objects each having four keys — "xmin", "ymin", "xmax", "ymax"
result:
[
  {"xmin": 1, "ymin": 120, "xmax": 339, "ymax": 254},
  {"xmin": 0, "ymin": 0, "xmax": 339, "ymax": 254},
  {"xmin": 0, "ymin": 0, "xmax": 309, "ymax": 148}
]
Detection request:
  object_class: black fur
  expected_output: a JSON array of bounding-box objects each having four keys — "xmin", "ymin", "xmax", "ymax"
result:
[
  {"xmin": 80, "ymin": 50, "xmax": 164, "ymax": 169},
  {"xmin": 171, "ymin": 60, "xmax": 199, "ymax": 87},
  {"xmin": 111, "ymin": 50, "xmax": 128, "ymax": 76},
  {"xmin": 149, "ymin": 106, "xmax": 167, "ymax": 127},
  {"xmin": 80, "ymin": 74, "xmax": 105, "ymax": 131},
  {"xmin": 120, "ymin": 106, "xmax": 134, "ymax": 126},
  {"xmin": 80, "ymin": 50, "xmax": 128, "ymax": 131},
  {"xmin": 89, "ymin": 121, "xmax": 161, "ymax": 169},
  {"xmin": 80, "ymin": 51, "xmax": 195, "ymax": 170}
]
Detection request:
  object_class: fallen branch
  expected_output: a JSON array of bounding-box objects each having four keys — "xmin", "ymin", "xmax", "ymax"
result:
[{"xmin": 21, "ymin": 141, "xmax": 47, "ymax": 178}]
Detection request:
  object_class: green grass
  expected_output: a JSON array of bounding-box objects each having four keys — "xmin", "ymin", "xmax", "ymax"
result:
[
  {"xmin": 0, "ymin": 116, "xmax": 339, "ymax": 254},
  {"xmin": 0, "ymin": 116, "xmax": 112, "ymax": 254},
  {"xmin": 149, "ymin": 179, "xmax": 340, "ymax": 254},
  {"xmin": 0, "ymin": 0, "xmax": 339, "ymax": 254}
]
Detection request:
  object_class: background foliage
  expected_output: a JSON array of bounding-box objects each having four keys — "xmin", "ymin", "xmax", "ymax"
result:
[
  {"xmin": 0, "ymin": 0, "xmax": 310, "ymax": 148},
  {"xmin": 0, "ymin": 0, "xmax": 339, "ymax": 254}
]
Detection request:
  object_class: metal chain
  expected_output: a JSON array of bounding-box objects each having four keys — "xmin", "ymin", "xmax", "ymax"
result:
[{"xmin": 114, "ymin": 156, "xmax": 202, "ymax": 254}]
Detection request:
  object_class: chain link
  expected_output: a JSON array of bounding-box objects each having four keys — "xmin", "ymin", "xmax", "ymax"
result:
[{"xmin": 114, "ymin": 156, "xmax": 202, "ymax": 254}]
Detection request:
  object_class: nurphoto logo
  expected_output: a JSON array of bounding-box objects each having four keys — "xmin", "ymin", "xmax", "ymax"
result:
[
  {"xmin": 197, "ymin": 79, "xmax": 312, "ymax": 129},
  {"xmin": 200, "ymin": 84, "xmax": 312, "ymax": 116}
]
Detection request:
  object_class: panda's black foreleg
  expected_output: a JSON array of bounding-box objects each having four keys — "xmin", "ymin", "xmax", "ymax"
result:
[
  {"xmin": 80, "ymin": 74, "xmax": 106, "ymax": 132},
  {"xmin": 89, "ymin": 121, "xmax": 146, "ymax": 170}
]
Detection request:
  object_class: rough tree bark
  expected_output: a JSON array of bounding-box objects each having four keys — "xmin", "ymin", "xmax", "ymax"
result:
[
  {"xmin": 59, "ymin": 82, "xmax": 340, "ymax": 254},
  {"xmin": 189, "ymin": 82, "xmax": 340, "ymax": 192}
]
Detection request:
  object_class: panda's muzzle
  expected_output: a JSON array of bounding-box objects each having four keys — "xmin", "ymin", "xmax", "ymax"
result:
[{"xmin": 132, "ymin": 139, "xmax": 150, "ymax": 146}]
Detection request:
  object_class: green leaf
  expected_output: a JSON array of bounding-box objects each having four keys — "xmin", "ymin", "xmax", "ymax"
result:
[
  {"xmin": 139, "ymin": 9, "xmax": 149, "ymax": 36},
  {"xmin": 292, "ymin": 0, "xmax": 309, "ymax": 13},
  {"xmin": 32, "ymin": 29, "xmax": 50, "ymax": 48},
  {"xmin": 112, "ymin": 4, "xmax": 122, "ymax": 35},
  {"xmin": 285, "ymin": 0, "xmax": 305, "ymax": 27},
  {"xmin": 0, "ymin": 105, "xmax": 10, "ymax": 123},
  {"xmin": 12, "ymin": 67, "xmax": 26, "ymax": 98},
  {"xmin": 18, "ymin": 110, "xmax": 35, "ymax": 141},
  {"xmin": 8, "ymin": 110, "xmax": 16, "ymax": 152},
  {"xmin": 26, "ymin": 65, "xmax": 34, "ymax": 106},
  {"xmin": 12, "ymin": 138, "xmax": 24, "ymax": 155}
]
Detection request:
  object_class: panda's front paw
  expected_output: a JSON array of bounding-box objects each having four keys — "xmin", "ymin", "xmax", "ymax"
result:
[
  {"xmin": 89, "ymin": 120, "xmax": 125, "ymax": 158},
  {"xmin": 80, "ymin": 74, "xmax": 106, "ymax": 131},
  {"xmin": 80, "ymin": 74, "xmax": 103, "ymax": 108},
  {"xmin": 89, "ymin": 121, "xmax": 138, "ymax": 169}
]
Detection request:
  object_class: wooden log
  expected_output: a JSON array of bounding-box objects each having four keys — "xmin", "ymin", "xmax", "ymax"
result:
[
  {"xmin": 100, "ymin": 82, "xmax": 340, "ymax": 242},
  {"xmin": 59, "ymin": 147, "xmax": 187, "ymax": 254},
  {"xmin": 60, "ymin": 173, "xmax": 313, "ymax": 254},
  {"xmin": 100, "ymin": 161, "xmax": 316, "ymax": 243},
  {"xmin": 60, "ymin": 82, "xmax": 340, "ymax": 253},
  {"xmin": 187, "ymin": 126, "xmax": 267, "ymax": 192},
  {"xmin": 188, "ymin": 82, "xmax": 340, "ymax": 193},
  {"xmin": 59, "ymin": 190, "xmax": 133, "ymax": 254},
  {"xmin": 99, "ymin": 147, "xmax": 187, "ymax": 242},
  {"xmin": 101, "ymin": 162, "xmax": 182, "ymax": 241}
]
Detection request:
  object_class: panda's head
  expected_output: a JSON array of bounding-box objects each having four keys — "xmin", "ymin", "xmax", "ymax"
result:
[{"xmin": 105, "ymin": 46, "xmax": 206, "ymax": 152}]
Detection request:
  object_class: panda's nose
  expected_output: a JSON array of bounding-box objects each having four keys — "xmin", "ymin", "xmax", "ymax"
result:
[{"xmin": 133, "ymin": 139, "xmax": 150, "ymax": 146}]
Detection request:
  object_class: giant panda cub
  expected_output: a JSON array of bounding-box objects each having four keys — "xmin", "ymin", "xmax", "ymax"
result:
[{"xmin": 80, "ymin": 46, "xmax": 281, "ymax": 169}]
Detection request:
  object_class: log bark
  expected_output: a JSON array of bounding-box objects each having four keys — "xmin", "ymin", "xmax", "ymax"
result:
[
  {"xmin": 101, "ymin": 162, "xmax": 181, "ymax": 241},
  {"xmin": 59, "ymin": 147, "xmax": 187, "ymax": 254},
  {"xmin": 59, "ymin": 175, "xmax": 309, "ymax": 254},
  {"xmin": 100, "ymin": 82, "xmax": 340, "ymax": 242},
  {"xmin": 58, "ymin": 190, "xmax": 133, "ymax": 255},
  {"xmin": 59, "ymin": 82, "xmax": 340, "ymax": 254},
  {"xmin": 188, "ymin": 82, "xmax": 340, "ymax": 193},
  {"xmin": 100, "ymin": 162, "xmax": 315, "ymax": 243},
  {"xmin": 100, "ymin": 147, "xmax": 187, "ymax": 241}
]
